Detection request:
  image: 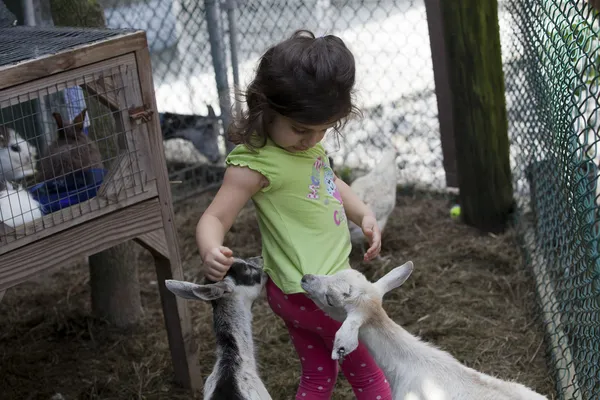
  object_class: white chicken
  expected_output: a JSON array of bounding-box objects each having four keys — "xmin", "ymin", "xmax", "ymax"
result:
[{"xmin": 347, "ymin": 147, "xmax": 399, "ymax": 256}]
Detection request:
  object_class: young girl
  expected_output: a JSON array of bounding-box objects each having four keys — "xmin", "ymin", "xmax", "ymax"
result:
[{"xmin": 196, "ymin": 30, "xmax": 392, "ymax": 400}]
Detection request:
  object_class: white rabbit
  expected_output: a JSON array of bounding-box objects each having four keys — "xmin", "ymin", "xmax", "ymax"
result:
[
  {"xmin": 0, "ymin": 126, "xmax": 38, "ymax": 181},
  {"xmin": 0, "ymin": 180, "xmax": 42, "ymax": 228}
]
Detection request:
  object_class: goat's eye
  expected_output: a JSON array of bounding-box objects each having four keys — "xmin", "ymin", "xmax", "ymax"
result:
[{"xmin": 325, "ymin": 294, "xmax": 334, "ymax": 306}]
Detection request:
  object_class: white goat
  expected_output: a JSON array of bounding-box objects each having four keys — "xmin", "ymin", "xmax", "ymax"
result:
[
  {"xmin": 165, "ymin": 257, "xmax": 271, "ymax": 400},
  {"xmin": 300, "ymin": 262, "xmax": 548, "ymax": 400}
]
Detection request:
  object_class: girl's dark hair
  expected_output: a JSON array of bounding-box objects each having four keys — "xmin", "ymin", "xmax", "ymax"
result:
[{"xmin": 228, "ymin": 29, "xmax": 361, "ymax": 149}]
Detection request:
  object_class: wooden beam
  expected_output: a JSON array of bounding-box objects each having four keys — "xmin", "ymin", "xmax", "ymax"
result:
[
  {"xmin": 135, "ymin": 228, "xmax": 169, "ymax": 259},
  {"xmin": 0, "ymin": 30, "xmax": 147, "ymax": 90},
  {"xmin": 96, "ymin": 151, "xmax": 139, "ymax": 203},
  {"xmin": 134, "ymin": 46, "xmax": 203, "ymax": 393},
  {"xmin": 0, "ymin": 198, "xmax": 164, "ymax": 291},
  {"xmin": 0, "ymin": 186, "xmax": 157, "ymax": 256},
  {"xmin": 0, "ymin": 53, "xmax": 137, "ymax": 109},
  {"xmin": 424, "ymin": 0, "xmax": 458, "ymax": 188},
  {"xmin": 80, "ymin": 74, "xmax": 122, "ymax": 112}
]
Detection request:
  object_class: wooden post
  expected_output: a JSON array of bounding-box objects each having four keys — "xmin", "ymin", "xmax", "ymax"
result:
[
  {"xmin": 134, "ymin": 46, "xmax": 203, "ymax": 392},
  {"xmin": 425, "ymin": 0, "xmax": 514, "ymax": 233},
  {"xmin": 50, "ymin": 0, "xmax": 143, "ymax": 328},
  {"xmin": 424, "ymin": 0, "xmax": 458, "ymax": 188}
]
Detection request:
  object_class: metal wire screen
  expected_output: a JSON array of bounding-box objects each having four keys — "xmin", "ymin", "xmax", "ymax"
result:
[
  {"xmin": 0, "ymin": 60, "xmax": 151, "ymax": 247},
  {"xmin": 500, "ymin": 0, "xmax": 600, "ymax": 398},
  {"xmin": 101, "ymin": 0, "xmax": 444, "ymax": 196},
  {"xmin": 0, "ymin": 26, "xmax": 134, "ymax": 67}
]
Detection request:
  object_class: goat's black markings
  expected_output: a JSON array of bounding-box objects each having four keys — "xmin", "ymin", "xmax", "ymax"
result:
[
  {"xmin": 205, "ymin": 260, "xmax": 263, "ymax": 287},
  {"xmin": 209, "ymin": 301, "xmax": 244, "ymax": 400},
  {"xmin": 227, "ymin": 262, "xmax": 263, "ymax": 287},
  {"xmin": 204, "ymin": 258, "xmax": 264, "ymax": 399}
]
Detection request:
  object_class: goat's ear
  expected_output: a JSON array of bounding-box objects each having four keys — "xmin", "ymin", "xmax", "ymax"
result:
[
  {"xmin": 165, "ymin": 279, "xmax": 232, "ymax": 301},
  {"xmin": 373, "ymin": 261, "xmax": 413, "ymax": 295}
]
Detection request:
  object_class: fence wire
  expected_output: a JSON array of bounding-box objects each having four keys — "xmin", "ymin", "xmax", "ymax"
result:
[
  {"xmin": 500, "ymin": 0, "xmax": 600, "ymax": 398},
  {"xmin": 100, "ymin": 0, "xmax": 444, "ymax": 199}
]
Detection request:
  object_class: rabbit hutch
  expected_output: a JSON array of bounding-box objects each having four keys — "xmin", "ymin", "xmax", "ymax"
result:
[{"xmin": 0, "ymin": 26, "xmax": 202, "ymax": 391}]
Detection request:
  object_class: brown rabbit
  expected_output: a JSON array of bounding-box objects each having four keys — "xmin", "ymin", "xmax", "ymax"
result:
[{"xmin": 36, "ymin": 108, "xmax": 104, "ymax": 182}]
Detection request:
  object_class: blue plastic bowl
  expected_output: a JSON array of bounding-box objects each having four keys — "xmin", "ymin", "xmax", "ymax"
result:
[{"xmin": 29, "ymin": 168, "xmax": 108, "ymax": 215}]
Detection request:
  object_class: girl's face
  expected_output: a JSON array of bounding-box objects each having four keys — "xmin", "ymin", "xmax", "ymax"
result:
[{"xmin": 268, "ymin": 113, "xmax": 336, "ymax": 152}]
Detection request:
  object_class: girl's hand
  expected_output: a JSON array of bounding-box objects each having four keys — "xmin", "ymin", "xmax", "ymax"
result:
[
  {"xmin": 203, "ymin": 246, "xmax": 235, "ymax": 281},
  {"xmin": 361, "ymin": 215, "xmax": 381, "ymax": 261}
]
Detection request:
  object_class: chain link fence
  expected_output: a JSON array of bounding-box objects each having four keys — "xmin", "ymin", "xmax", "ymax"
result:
[
  {"xmin": 500, "ymin": 0, "xmax": 600, "ymax": 398},
  {"xmin": 99, "ymin": 0, "xmax": 444, "ymax": 200}
]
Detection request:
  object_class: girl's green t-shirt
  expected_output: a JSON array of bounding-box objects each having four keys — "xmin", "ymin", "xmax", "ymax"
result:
[{"xmin": 225, "ymin": 138, "xmax": 352, "ymax": 294}]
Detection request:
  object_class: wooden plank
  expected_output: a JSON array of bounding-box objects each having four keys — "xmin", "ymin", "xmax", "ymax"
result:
[
  {"xmin": 134, "ymin": 46, "xmax": 202, "ymax": 393},
  {"xmin": 80, "ymin": 74, "xmax": 121, "ymax": 112},
  {"xmin": 122, "ymin": 62, "xmax": 155, "ymax": 184},
  {"xmin": 0, "ymin": 54, "xmax": 136, "ymax": 109},
  {"xmin": 0, "ymin": 290, "xmax": 5, "ymax": 303},
  {"xmin": 96, "ymin": 151, "xmax": 139, "ymax": 203},
  {"xmin": 0, "ymin": 221, "xmax": 15, "ymax": 245},
  {"xmin": 135, "ymin": 228, "xmax": 169, "ymax": 259},
  {"xmin": 0, "ymin": 31, "xmax": 147, "ymax": 90},
  {"xmin": 120, "ymin": 65, "xmax": 150, "ymax": 186},
  {"xmin": 523, "ymin": 220, "xmax": 583, "ymax": 400},
  {"xmin": 0, "ymin": 198, "xmax": 164, "ymax": 291},
  {"xmin": 0, "ymin": 184, "xmax": 158, "ymax": 256},
  {"xmin": 424, "ymin": 0, "xmax": 458, "ymax": 188}
]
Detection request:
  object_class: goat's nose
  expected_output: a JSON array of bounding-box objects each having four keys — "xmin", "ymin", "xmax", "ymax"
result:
[{"xmin": 301, "ymin": 275, "xmax": 313, "ymax": 284}]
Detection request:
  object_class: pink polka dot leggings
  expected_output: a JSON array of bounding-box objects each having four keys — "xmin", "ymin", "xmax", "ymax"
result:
[{"xmin": 267, "ymin": 278, "xmax": 392, "ymax": 400}]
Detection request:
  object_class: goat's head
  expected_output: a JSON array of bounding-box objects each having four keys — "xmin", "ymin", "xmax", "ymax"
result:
[
  {"xmin": 300, "ymin": 261, "xmax": 413, "ymax": 359},
  {"xmin": 165, "ymin": 256, "xmax": 267, "ymax": 303}
]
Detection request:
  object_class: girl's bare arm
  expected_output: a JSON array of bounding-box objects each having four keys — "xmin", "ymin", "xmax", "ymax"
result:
[
  {"xmin": 335, "ymin": 176, "xmax": 375, "ymax": 226},
  {"xmin": 196, "ymin": 166, "xmax": 266, "ymax": 261},
  {"xmin": 335, "ymin": 175, "xmax": 381, "ymax": 261}
]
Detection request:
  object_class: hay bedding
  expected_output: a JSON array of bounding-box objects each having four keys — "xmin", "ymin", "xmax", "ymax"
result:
[{"xmin": 0, "ymin": 190, "xmax": 556, "ymax": 399}]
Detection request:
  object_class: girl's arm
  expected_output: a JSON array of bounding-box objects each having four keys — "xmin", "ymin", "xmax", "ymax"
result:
[
  {"xmin": 196, "ymin": 166, "xmax": 266, "ymax": 280},
  {"xmin": 335, "ymin": 176, "xmax": 375, "ymax": 226},
  {"xmin": 335, "ymin": 176, "xmax": 381, "ymax": 261}
]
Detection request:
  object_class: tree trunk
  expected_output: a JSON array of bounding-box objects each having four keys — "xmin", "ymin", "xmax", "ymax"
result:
[
  {"xmin": 50, "ymin": 0, "xmax": 142, "ymax": 328},
  {"xmin": 50, "ymin": 0, "xmax": 105, "ymax": 27},
  {"xmin": 439, "ymin": 0, "xmax": 514, "ymax": 234},
  {"xmin": 88, "ymin": 244, "xmax": 141, "ymax": 327}
]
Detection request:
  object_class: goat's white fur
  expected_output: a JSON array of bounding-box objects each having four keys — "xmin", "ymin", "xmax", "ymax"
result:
[
  {"xmin": 165, "ymin": 257, "xmax": 271, "ymax": 400},
  {"xmin": 300, "ymin": 262, "xmax": 548, "ymax": 400}
]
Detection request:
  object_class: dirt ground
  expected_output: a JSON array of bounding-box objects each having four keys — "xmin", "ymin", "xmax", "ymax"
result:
[{"xmin": 0, "ymin": 189, "xmax": 557, "ymax": 400}]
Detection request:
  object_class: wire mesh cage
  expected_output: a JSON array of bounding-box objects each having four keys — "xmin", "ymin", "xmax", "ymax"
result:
[
  {"xmin": 0, "ymin": 25, "xmax": 201, "ymax": 390},
  {"xmin": 0, "ymin": 42, "xmax": 154, "ymax": 247}
]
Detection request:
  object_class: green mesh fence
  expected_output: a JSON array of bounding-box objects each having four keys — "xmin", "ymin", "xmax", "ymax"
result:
[{"xmin": 500, "ymin": 0, "xmax": 600, "ymax": 398}]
